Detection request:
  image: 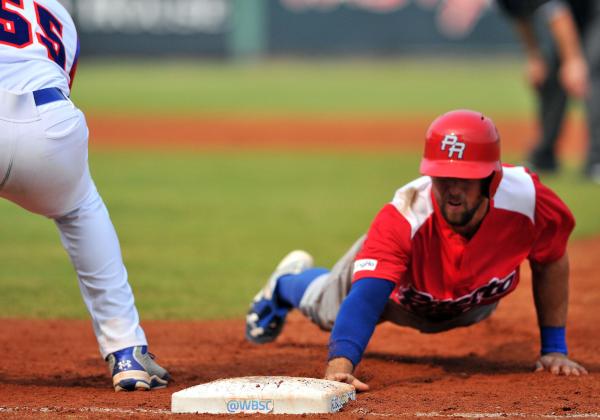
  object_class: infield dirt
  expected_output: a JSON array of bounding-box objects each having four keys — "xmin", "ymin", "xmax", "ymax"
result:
[
  {"xmin": 1, "ymin": 235, "xmax": 599, "ymax": 418},
  {"xmin": 0, "ymin": 115, "xmax": 598, "ymax": 418},
  {"xmin": 85, "ymin": 114, "xmax": 587, "ymax": 156}
]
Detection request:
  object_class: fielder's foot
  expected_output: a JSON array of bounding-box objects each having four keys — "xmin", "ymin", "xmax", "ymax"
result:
[
  {"xmin": 246, "ymin": 250, "xmax": 313, "ymax": 344},
  {"xmin": 107, "ymin": 346, "xmax": 170, "ymax": 392}
]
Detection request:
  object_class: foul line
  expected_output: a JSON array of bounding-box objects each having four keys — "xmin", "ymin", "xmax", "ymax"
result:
[
  {"xmin": 2, "ymin": 407, "xmax": 599, "ymax": 417},
  {"xmin": 415, "ymin": 413, "xmax": 600, "ymax": 419},
  {"xmin": 0, "ymin": 406, "xmax": 171, "ymax": 416},
  {"xmin": 353, "ymin": 410, "xmax": 600, "ymax": 418}
]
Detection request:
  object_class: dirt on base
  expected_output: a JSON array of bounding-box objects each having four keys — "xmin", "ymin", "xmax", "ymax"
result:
[{"xmin": 0, "ymin": 235, "xmax": 599, "ymax": 419}]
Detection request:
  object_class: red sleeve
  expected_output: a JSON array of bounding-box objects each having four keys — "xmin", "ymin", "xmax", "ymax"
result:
[
  {"xmin": 528, "ymin": 174, "xmax": 575, "ymax": 264},
  {"xmin": 353, "ymin": 204, "xmax": 412, "ymax": 284}
]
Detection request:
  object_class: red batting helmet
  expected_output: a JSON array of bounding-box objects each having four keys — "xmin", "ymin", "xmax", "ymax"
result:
[{"xmin": 420, "ymin": 109, "xmax": 502, "ymax": 181}]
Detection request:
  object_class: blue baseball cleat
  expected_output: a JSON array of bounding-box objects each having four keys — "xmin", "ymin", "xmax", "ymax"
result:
[
  {"xmin": 246, "ymin": 250, "xmax": 313, "ymax": 344},
  {"xmin": 106, "ymin": 346, "xmax": 170, "ymax": 392}
]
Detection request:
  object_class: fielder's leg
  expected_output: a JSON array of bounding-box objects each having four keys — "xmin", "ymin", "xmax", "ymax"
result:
[
  {"xmin": 54, "ymin": 179, "xmax": 148, "ymax": 357},
  {"xmin": 0, "ymin": 96, "xmax": 168, "ymax": 390},
  {"xmin": 54, "ymin": 183, "xmax": 171, "ymax": 391}
]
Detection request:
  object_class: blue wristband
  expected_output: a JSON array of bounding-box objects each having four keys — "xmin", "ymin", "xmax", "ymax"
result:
[{"xmin": 540, "ymin": 326, "xmax": 567, "ymax": 355}]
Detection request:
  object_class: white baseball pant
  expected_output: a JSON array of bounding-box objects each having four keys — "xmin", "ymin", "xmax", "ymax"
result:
[{"xmin": 0, "ymin": 89, "xmax": 147, "ymax": 358}]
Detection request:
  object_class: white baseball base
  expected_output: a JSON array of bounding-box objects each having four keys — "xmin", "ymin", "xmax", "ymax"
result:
[{"xmin": 171, "ymin": 376, "xmax": 356, "ymax": 414}]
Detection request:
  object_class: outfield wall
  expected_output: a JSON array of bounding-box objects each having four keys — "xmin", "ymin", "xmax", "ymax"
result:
[{"xmin": 59, "ymin": 0, "xmax": 519, "ymax": 57}]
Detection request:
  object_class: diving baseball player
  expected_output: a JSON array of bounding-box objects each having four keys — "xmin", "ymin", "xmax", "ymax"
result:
[
  {"xmin": 0, "ymin": 0, "xmax": 169, "ymax": 391},
  {"xmin": 246, "ymin": 109, "xmax": 587, "ymax": 390}
]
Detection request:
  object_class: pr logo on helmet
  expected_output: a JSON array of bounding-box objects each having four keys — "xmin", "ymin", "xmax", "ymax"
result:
[{"xmin": 440, "ymin": 134, "xmax": 466, "ymax": 159}]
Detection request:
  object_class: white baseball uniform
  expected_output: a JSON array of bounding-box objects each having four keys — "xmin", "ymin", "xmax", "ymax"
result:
[{"xmin": 0, "ymin": 0, "xmax": 147, "ymax": 358}]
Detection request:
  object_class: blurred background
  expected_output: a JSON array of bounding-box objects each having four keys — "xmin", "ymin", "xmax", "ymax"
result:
[
  {"xmin": 2, "ymin": 0, "xmax": 598, "ymax": 321},
  {"xmin": 61, "ymin": 0, "xmax": 515, "ymax": 58}
]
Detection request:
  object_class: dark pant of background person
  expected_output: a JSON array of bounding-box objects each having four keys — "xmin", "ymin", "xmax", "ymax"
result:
[{"xmin": 530, "ymin": 3, "xmax": 600, "ymax": 180}]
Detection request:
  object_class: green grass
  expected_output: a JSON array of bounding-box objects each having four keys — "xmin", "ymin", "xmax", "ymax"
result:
[
  {"xmin": 1, "ymin": 151, "xmax": 598, "ymax": 320},
  {"xmin": 1, "ymin": 58, "xmax": 596, "ymax": 320},
  {"xmin": 71, "ymin": 57, "xmax": 535, "ymax": 117},
  {"xmin": 532, "ymin": 167, "xmax": 600, "ymax": 235}
]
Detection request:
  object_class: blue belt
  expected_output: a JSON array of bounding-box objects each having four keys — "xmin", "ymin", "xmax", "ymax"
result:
[{"xmin": 33, "ymin": 87, "xmax": 66, "ymax": 106}]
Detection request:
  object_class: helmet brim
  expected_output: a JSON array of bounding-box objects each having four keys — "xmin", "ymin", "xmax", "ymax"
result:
[{"xmin": 420, "ymin": 158, "xmax": 499, "ymax": 179}]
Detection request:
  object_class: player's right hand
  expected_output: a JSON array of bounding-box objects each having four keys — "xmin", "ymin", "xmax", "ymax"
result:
[
  {"xmin": 325, "ymin": 372, "xmax": 369, "ymax": 392},
  {"xmin": 324, "ymin": 357, "xmax": 370, "ymax": 392}
]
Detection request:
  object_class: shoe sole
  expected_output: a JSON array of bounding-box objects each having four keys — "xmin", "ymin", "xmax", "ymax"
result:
[
  {"xmin": 113, "ymin": 371, "xmax": 168, "ymax": 392},
  {"xmin": 245, "ymin": 321, "xmax": 284, "ymax": 344},
  {"xmin": 115, "ymin": 379, "xmax": 151, "ymax": 392}
]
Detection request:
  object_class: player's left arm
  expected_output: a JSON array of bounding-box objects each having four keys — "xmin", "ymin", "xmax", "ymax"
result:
[
  {"xmin": 528, "ymin": 173, "xmax": 587, "ymax": 376},
  {"xmin": 530, "ymin": 253, "xmax": 588, "ymax": 376}
]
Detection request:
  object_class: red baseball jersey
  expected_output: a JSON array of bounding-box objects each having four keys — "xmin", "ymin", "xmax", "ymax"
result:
[{"xmin": 353, "ymin": 165, "xmax": 574, "ymax": 321}]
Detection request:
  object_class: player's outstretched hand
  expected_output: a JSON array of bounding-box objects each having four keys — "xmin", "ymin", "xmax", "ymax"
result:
[
  {"xmin": 325, "ymin": 372, "xmax": 369, "ymax": 392},
  {"xmin": 324, "ymin": 357, "xmax": 370, "ymax": 392},
  {"xmin": 534, "ymin": 353, "xmax": 588, "ymax": 376}
]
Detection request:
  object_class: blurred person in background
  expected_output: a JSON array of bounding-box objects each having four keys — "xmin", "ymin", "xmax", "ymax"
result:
[
  {"xmin": 497, "ymin": 0, "xmax": 600, "ymax": 183},
  {"xmin": 0, "ymin": 0, "xmax": 169, "ymax": 391}
]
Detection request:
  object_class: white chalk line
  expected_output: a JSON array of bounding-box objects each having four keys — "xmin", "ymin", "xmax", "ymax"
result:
[
  {"xmin": 0, "ymin": 406, "xmax": 170, "ymax": 415},
  {"xmin": 414, "ymin": 413, "xmax": 600, "ymax": 419},
  {"xmin": 353, "ymin": 409, "xmax": 600, "ymax": 418},
  {"xmin": 2, "ymin": 406, "xmax": 600, "ymax": 417}
]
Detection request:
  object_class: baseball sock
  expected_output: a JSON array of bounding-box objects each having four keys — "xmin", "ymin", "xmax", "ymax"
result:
[{"xmin": 276, "ymin": 268, "xmax": 329, "ymax": 308}]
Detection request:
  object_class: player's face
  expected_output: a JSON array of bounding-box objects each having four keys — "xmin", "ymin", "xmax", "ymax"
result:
[{"xmin": 431, "ymin": 177, "xmax": 488, "ymax": 228}]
